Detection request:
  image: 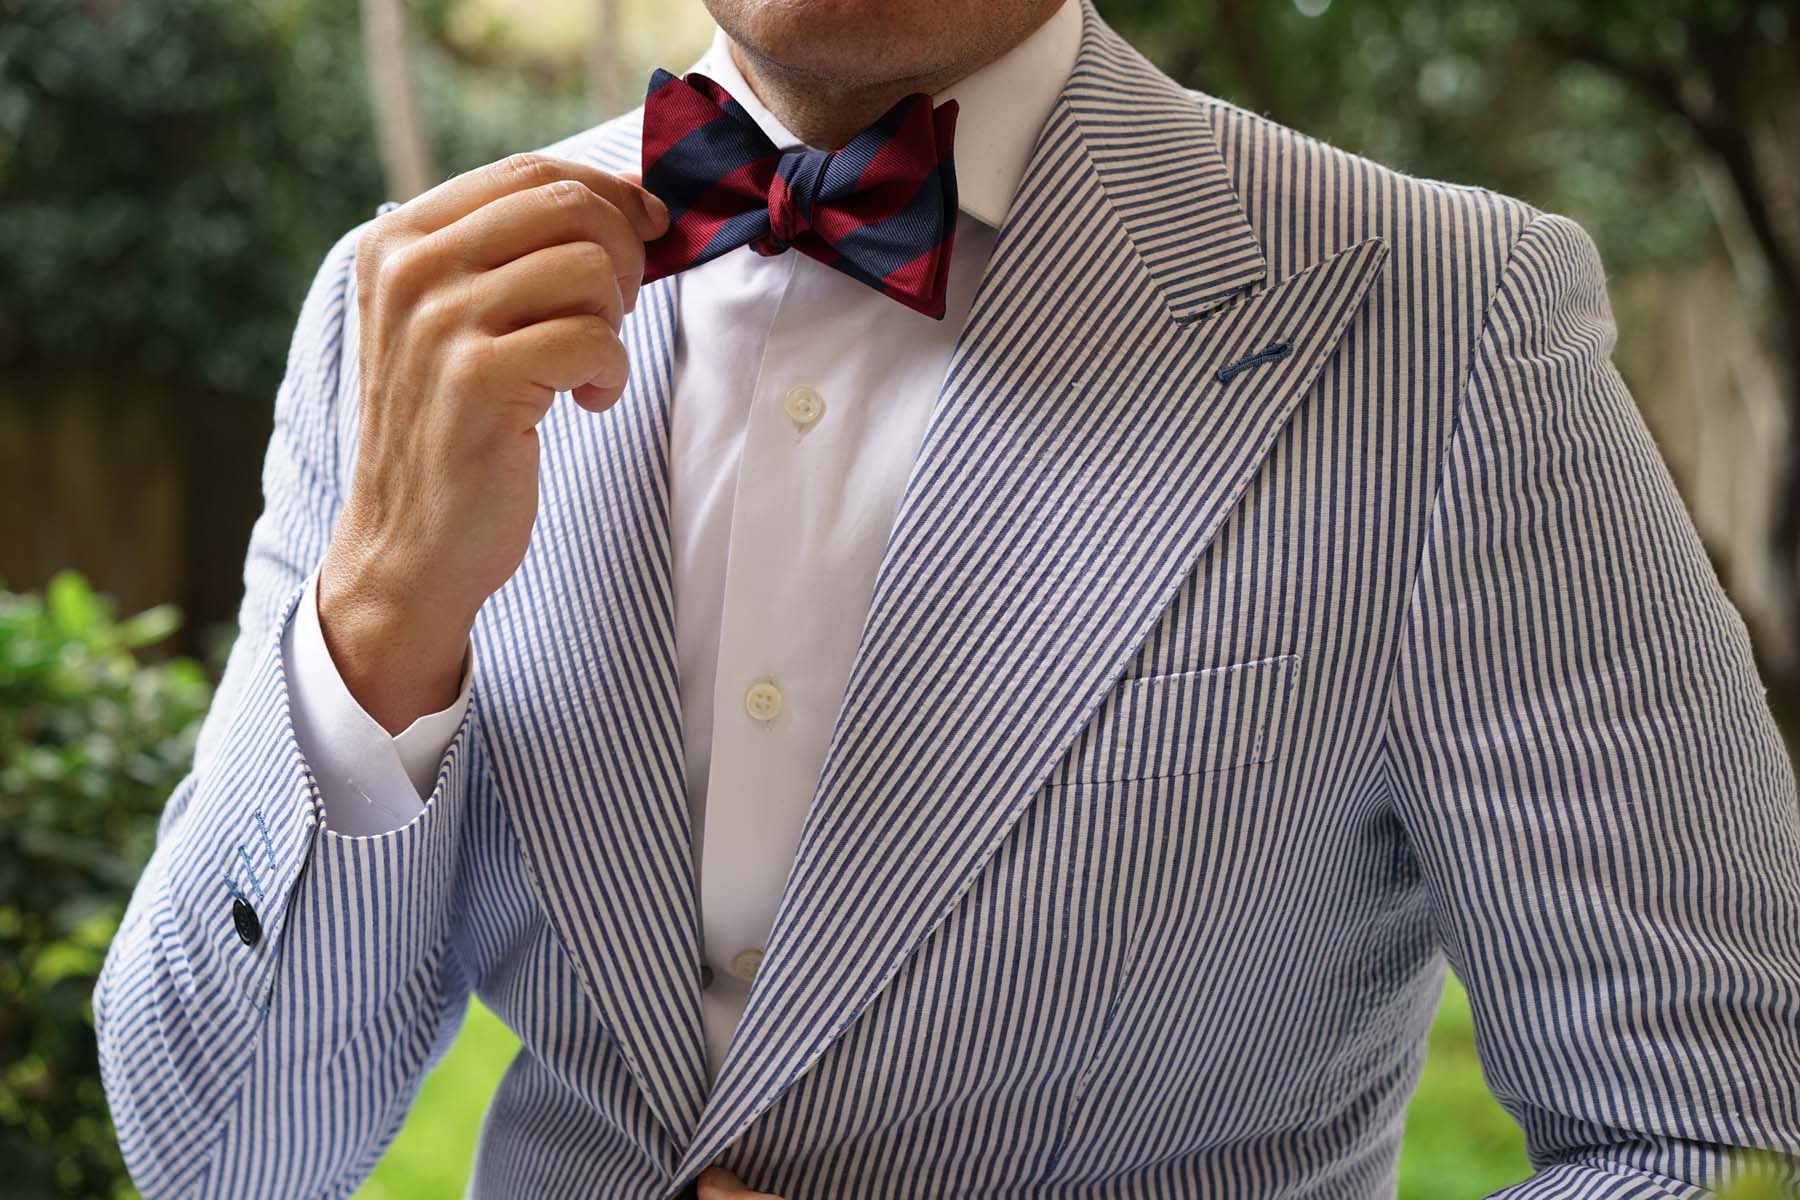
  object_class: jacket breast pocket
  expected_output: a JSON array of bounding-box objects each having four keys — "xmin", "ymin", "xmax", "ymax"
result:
[{"xmin": 1047, "ymin": 653, "xmax": 1302, "ymax": 787}]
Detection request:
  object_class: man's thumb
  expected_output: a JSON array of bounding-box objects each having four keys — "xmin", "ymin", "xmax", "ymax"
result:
[{"xmin": 617, "ymin": 169, "xmax": 670, "ymax": 236}]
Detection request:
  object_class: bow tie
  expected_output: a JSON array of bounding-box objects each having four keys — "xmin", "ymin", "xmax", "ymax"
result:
[{"xmin": 637, "ymin": 68, "xmax": 960, "ymax": 319}]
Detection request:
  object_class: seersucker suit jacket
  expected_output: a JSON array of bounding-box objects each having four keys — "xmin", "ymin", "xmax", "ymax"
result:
[{"xmin": 96, "ymin": 2, "xmax": 1800, "ymax": 1196}]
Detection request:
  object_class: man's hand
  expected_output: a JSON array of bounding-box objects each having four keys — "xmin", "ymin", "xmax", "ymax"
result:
[
  {"xmin": 316, "ymin": 153, "xmax": 669, "ymax": 734},
  {"xmin": 695, "ymin": 1166, "xmax": 784, "ymax": 1198}
]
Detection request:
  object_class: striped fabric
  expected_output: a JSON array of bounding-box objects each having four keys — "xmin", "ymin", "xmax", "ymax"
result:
[
  {"xmin": 639, "ymin": 67, "xmax": 960, "ymax": 318},
  {"xmin": 95, "ymin": 1, "xmax": 1800, "ymax": 1196}
]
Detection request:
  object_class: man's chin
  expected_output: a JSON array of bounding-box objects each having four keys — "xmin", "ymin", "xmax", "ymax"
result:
[{"xmin": 709, "ymin": 0, "xmax": 953, "ymax": 87}]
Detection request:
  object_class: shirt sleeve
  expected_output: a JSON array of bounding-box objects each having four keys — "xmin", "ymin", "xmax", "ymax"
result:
[
  {"xmin": 1383, "ymin": 209, "xmax": 1800, "ymax": 1198},
  {"xmin": 283, "ymin": 566, "xmax": 474, "ymax": 836}
]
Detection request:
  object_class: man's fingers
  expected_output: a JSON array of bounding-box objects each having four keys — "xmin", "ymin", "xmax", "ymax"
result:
[
  {"xmin": 483, "ymin": 315, "xmax": 629, "ymax": 415},
  {"xmin": 693, "ymin": 1166, "xmax": 782, "ymax": 1198},
  {"xmin": 622, "ymin": 168, "xmax": 669, "ymax": 232},
  {"xmin": 435, "ymin": 178, "xmax": 651, "ymax": 278},
  {"xmin": 474, "ymin": 240, "xmax": 628, "ymax": 336},
  {"xmin": 385, "ymin": 152, "xmax": 668, "ymax": 240}
]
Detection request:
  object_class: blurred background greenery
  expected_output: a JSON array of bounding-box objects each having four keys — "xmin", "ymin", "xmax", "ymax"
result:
[{"xmin": 1, "ymin": 0, "xmax": 1796, "ymax": 1196}]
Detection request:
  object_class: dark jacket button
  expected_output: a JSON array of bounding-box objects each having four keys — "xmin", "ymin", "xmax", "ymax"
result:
[
  {"xmin": 232, "ymin": 897, "xmax": 262, "ymax": 947},
  {"xmin": 699, "ymin": 963, "xmax": 715, "ymax": 990}
]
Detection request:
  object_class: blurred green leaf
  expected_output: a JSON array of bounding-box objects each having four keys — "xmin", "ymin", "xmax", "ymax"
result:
[
  {"xmin": 44, "ymin": 572, "xmax": 101, "ymax": 638},
  {"xmin": 114, "ymin": 605, "xmax": 182, "ymax": 651},
  {"xmin": 0, "ymin": 572, "xmax": 211, "ymax": 1198}
]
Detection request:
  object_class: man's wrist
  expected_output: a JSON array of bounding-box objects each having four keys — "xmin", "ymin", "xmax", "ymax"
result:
[{"xmin": 316, "ymin": 554, "xmax": 474, "ymax": 735}]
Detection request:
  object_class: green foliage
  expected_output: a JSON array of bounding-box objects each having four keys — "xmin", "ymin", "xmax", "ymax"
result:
[
  {"xmin": 0, "ymin": 0, "xmax": 387, "ymax": 396},
  {"xmin": 0, "ymin": 571, "xmax": 211, "ymax": 1199},
  {"xmin": 416, "ymin": 38, "xmax": 591, "ymax": 192},
  {"xmin": 0, "ymin": 0, "xmax": 594, "ymax": 406},
  {"xmin": 1092, "ymin": 0, "xmax": 1791, "ymax": 269}
]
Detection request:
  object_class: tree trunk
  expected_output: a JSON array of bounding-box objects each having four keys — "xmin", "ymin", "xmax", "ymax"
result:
[
  {"xmin": 587, "ymin": 0, "xmax": 623, "ymax": 120},
  {"xmin": 1763, "ymin": 314, "xmax": 1800, "ymax": 732},
  {"xmin": 360, "ymin": 0, "xmax": 438, "ymax": 202}
]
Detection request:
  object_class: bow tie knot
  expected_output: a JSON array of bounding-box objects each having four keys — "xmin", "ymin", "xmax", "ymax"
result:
[
  {"xmin": 758, "ymin": 147, "xmax": 835, "ymax": 255},
  {"xmin": 638, "ymin": 68, "xmax": 960, "ymax": 319}
]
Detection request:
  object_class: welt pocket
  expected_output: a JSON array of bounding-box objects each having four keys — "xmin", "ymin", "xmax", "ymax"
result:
[{"xmin": 1048, "ymin": 653, "xmax": 1302, "ymax": 786}]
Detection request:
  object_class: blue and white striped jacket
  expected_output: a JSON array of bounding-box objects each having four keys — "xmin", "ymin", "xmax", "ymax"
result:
[{"xmin": 96, "ymin": 3, "xmax": 1800, "ymax": 1195}]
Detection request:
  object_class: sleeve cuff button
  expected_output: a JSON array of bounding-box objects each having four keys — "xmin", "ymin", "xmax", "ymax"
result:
[{"xmin": 232, "ymin": 897, "xmax": 263, "ymax": 947}]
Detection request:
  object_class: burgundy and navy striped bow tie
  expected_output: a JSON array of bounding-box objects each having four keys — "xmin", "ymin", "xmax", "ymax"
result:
[{"xmin": 638, "ymin": 68, "xmax": 960, "ymax": 319}]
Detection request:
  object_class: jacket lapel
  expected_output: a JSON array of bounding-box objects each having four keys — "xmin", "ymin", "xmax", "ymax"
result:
[
  {"xmin": 475, "ymin": 270, "xmax": 709, "ymax": 1153},
  {"xmin": 669, "ymin": 2, "xmax": 1389, "ymax": 1187}
]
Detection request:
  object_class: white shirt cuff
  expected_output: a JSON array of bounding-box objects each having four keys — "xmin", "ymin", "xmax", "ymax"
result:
[{"xmin": 282, "ymin": 568, "xmax": 474, "ymax": 837}]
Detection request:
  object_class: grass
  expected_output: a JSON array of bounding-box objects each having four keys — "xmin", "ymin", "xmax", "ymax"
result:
[
  {"xmin": 1396, "ymin": 974, "xmax": 1531, "ymax": 1195},
  {"xmin": 353, "ymin": 1001, "xmax": 521, "ymax": 1199},
  {"xmin": 358, "ymin": 973, "xmax": 1531, "ymax": 1197}
]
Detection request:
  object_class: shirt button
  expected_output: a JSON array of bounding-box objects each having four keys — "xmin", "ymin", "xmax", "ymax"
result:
[
  {"xmin": 782, "ymin": 384, "xmax": 824, "ymax": 428},
  {"xmin": 729, "ymin": 948, "xmax": 764, "ymax": 981},
  {"xmin": 700, "ymin": 962, "xmax": 716, "ymax": 990},
  {"xmin": 744, "ymin": 679, "xmax": 783, "ymax": 722},
  {"xmin": 232, "ymin": 896, "xmax": 262, "ymax": 947}
]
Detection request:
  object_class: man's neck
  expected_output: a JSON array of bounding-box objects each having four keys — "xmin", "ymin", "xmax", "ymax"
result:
[{"xmin": 723, "ymin": 12, "xmax": 1057, "ymax": 150}]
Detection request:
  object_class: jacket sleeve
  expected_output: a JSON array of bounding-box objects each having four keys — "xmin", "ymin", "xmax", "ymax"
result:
[
  {"xmin": 1382, "ymin": 210, "xmax": 1800, "ymax": 1198},
  {"xmin": 94, "ymin": 220, "xmax": 482, "ymax": 1199}
]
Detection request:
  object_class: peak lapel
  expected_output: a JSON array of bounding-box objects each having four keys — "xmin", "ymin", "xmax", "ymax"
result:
[
  {"xmin": 669, "ymin": 5, "xmax": 1389, "ymax": 1186},
  {"xmin": 474, "ymin": 273, "xmax": 708, "ymax": 1153}
]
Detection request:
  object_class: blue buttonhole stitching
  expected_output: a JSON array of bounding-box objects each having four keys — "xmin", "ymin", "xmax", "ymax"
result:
[
  {"xmin": 1216, "ymin": 339, "xmax": 1294, "ymax": 383},
  {"xmin": 221, "ymin": 866, "xmax": 248, "ymax": 905},
  {"xmin": 235, "ymin": 844, "xmax": 266, "ymax": 900},
  {"xmin": 253, "ymin": 809, "xmax": 276, "ymax": 870}
]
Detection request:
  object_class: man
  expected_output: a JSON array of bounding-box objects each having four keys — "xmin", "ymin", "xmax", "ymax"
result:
[{"xmin": 96, "ymin": 0, "xmax": 1800, "ymax": 1195}]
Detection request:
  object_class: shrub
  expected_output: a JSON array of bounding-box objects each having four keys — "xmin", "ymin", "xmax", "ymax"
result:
[{"xmin": 0, "ymin": 571, "xmax": 212, "ymax": 1199}]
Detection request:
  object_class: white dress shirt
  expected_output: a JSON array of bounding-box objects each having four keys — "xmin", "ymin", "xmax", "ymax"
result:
[{"xmin": 283, "ymin": 0, "xmax": 1082, "ymax": 1083}]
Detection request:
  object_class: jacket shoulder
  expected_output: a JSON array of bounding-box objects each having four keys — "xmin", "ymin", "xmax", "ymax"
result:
[
  {"xmin": 1194, "ymin": 90, "xmax": 1542, "ymax": 287},
  {"xmin": 524, "ymin": 106, "xmax": 645, "ymax": 175}
]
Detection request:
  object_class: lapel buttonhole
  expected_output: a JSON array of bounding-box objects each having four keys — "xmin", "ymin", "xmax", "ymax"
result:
[{"xmin": 1216, "ymin": 338, "xmax": 1294, "ymax": 384}]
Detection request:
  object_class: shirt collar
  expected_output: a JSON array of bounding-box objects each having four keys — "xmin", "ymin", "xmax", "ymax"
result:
[{"xmin": 682, "ymin": 0, "xmax": 1080, "ymax": 229}]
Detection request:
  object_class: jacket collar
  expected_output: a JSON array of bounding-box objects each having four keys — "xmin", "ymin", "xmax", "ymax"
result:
[{"xmin": 477, "ymin": 0, "xmax": 1387, "ymax": 1182}]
